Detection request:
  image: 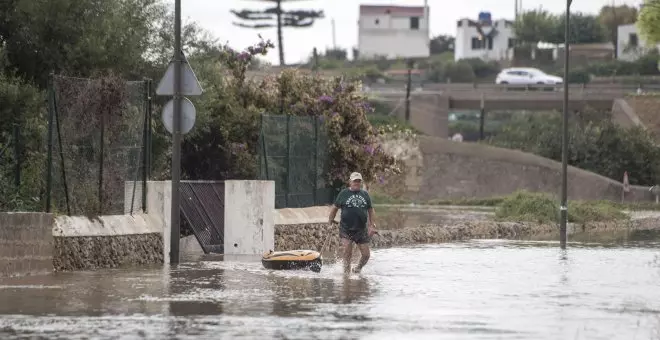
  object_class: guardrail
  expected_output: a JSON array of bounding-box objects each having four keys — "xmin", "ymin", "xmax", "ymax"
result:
[{"xmin": 364, "ymin": 83, "xmax": 660, "ymax": 96}]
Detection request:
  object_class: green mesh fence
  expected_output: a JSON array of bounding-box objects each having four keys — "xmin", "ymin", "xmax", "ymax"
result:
[
  {"xmin": 47, "ymin": 75, "xmax": 151, "ymax": 216},
  {"xmin": 258, "ymin": 114, "xmax": 333, "ymax": 208}
]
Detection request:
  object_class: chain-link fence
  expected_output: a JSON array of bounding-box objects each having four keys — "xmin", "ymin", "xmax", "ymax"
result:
[
  {"xmin": 46, "ymin": 75, "xmax": 152, "ymax": 216},
  {"xmin": 258, "ymin": 114, "xmax": 334, "ymax": 208},
  {"xmin": 0, "ymin": 124, "xmax": 21, "ymax": 205}
]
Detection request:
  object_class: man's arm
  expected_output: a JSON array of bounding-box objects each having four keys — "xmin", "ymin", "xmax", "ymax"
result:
[
  {"xmin": 328, "ymin": 205, "xmax": 339, "ymax": 224},
  {"xmin": 368, "ymin": 207, "xmax": 377, "ymax": 230}
]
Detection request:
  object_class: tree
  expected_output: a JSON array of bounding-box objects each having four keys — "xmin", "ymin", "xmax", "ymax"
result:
[
  {"xmin": 638, "ymin": 0, "xmax": 660, "ymax": 44},
  {"xmin": 429, "ymin": 35, "xmax": 454, "ymax": 54},
  {"xmin": 549, "ymin": 13, "xmax": 608, "ymax": 44},
  {"xmin": 512, "ymin": 9, "xmax": 559, "ymax": 44},
  {"xmin": 598, "ymin": 5, "xmax": 638, "ymax": 57},
  {"xmin": 231, "ymin": 0, "xmax": 324, "ymax": 66}
]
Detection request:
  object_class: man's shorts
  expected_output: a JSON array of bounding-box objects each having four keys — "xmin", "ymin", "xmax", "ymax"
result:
[{"xmin": 339, "ymin": 227, "xmax": 370, "ymax": 244}]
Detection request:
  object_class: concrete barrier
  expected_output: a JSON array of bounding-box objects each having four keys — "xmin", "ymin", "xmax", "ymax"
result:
[
  {"xmin": 0, "ymin": 212, "xmax": 54, "ymax": 277},
  {"xmin": 224, "ymin": 180, "xmax": 275, "ymax": 255},
  {"xmin": 53, "ymin": 214, "xmax": 163, "ymax": 271}
]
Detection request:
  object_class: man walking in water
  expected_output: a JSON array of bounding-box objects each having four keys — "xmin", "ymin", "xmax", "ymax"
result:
[{"xmin": 328, "ymin": 172, "xmax": 377, "ymax": 274}]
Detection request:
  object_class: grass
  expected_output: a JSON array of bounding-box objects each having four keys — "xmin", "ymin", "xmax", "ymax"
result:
[
  {"xmin": 371, "ymin": 190, "xmax": 650, "ymax": 223},
  {"xmin": 494, "ymin": 191, "xmax": 627, "ymax": 224}
]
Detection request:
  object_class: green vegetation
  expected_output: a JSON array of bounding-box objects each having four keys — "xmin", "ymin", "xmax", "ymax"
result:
[
  {"xmin": 494, "ymin": 191, "xmax": 627, "ymax": 223},
  {"xmin": 373, "ymin": 190, "xmax": 644, "ymax": 223},
  {"xmin": 487, "ymin": 111, "xmax": 660, "ymax": 186},
  {"xmin": 0, "ymin": 0, "xmax": 400, "ymax": 212}
]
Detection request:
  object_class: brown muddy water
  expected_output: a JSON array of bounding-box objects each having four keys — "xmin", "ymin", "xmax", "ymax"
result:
[{"xmin": 0, "ymin": 234, "xmax": 660, "ymax": 339}]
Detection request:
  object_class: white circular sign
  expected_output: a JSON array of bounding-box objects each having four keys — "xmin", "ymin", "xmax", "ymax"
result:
[{"xmin": 162, "ymin": 97, "xmax": 196, "ymax": 135}]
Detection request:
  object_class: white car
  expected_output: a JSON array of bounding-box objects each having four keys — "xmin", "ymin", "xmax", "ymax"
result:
[{"xmin": 495, "ymin": 67, "xmax": 563, "ymax": 85}]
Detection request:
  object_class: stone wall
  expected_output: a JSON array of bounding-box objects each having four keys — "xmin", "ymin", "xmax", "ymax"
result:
[
  {"xmin": 53, "ymin": 215, "xmax": 163, "ymax": 271},
  {"xmin": 275, "ymin": 218, "xmax": 660, "ymax": 254},
  {"xmin": 0, "ymin": 212, "xmax": 54, "ymax": 277},
  {"xmin": 373, "ymin": 135, "xmax": 654, "ymax": 202}
]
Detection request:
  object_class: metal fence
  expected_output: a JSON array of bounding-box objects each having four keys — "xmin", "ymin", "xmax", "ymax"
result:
[
  {"xmin": 258, "ymin": 114, "xmax": 334, "ymax": 208},
  {"xmin": 0, "ymin": 124, "xmax": 21, "ymax": 202},
  {"xmin": 46, "ymin": 75, "xmax": 152, "ymax": 216}
]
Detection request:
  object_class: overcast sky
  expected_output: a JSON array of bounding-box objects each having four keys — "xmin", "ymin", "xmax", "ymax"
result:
[{"xmin": 181, "ymin": 0, "xmax": 642, "ymax": 65}]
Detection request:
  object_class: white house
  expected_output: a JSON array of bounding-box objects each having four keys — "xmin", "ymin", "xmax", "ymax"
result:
[
  {"xmin": 617, "ymin": 23, "xmax": 659, "ymax": 61},
  {"xmin": 455, "ymin": 12, "xmax": 515, "ymax": 61},
  {"xmin": 357, "ymin": 4, "xmax": 430, "ymax": 60}
]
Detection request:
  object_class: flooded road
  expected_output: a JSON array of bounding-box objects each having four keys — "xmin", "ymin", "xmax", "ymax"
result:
[{"xmin": 0, "ymin": 235, "xmax": 659, "ymax": 339}]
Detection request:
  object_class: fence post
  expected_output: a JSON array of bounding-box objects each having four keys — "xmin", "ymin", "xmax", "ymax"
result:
[
  {"xmin": 285, "ymin": 114, "xmax": 291, "ymax": 207},
  {"xmin": 13, "ymin": 123, "xmax": 21, "ymax": 188},
  {"xmin": 313, "ymin": 117, "xmax": 318, "ymax": 205},
  {"xmin": 260, "ymin": 114, "xmax": 270, "ymax": 180},
  {"xmin": 98, "ymin": 98, "xmax": 106, "ymax": 215},
  {"xmin": 52, "ymin": 77, "xmax": 72, "ymax": 216},
  {"xmin": 142, "ymin": 79, "xmax": 151, "ymax": 212},
  {"xmin": 146, "ymin": 79, "xmax": 153, "ymax": 179},
  {"xmin": 45, "ymin": 75, "xmax": 54, "ymax": 212}
]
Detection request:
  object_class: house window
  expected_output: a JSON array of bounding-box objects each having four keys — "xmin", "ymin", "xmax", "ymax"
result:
[
  {"xmin": 487, "ymin": 37, "xmax": 493, "ymax": 50},
  {"xmin": 471, "ymin": 37, "xmax": 483, "ymax": 50},
  {"xmin": 629, "ymin": 33, "xmax": 639, "ymax": 47},
  {"xmin": 410, "ymin": 17, "xmax": 420, "ymax": 30}
]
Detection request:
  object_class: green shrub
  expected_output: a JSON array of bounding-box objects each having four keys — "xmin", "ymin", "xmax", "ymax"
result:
[
  {"xmin": 0, "ymin": 72, "xmax": 45, "ymax": 211},
  {"xmin": 444, "ymin": 61, "xmax": 476, "ymax": 83},
  {"xmin": 488, "ymin": 111, "xmax": 660, "ymax": 186},
  {"xmin": 495, "ymin": 190, "xmax": 627, "ymax": 223},
  {"xmin": 180, "ymin": 38, "xmax": 400, "ymax": 187},
  {"xmin": 567, "ymin": 68, "xmax": 591, "ymax": 84},
  {"xmin": 461, "ymin": 58, "xmax": 501, "ymax": 79}
]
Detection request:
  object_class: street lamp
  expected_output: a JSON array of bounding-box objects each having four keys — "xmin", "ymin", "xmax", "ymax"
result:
[{"xmin": 559, "ymin": 0, "xmax": 572, "ymax": 249}]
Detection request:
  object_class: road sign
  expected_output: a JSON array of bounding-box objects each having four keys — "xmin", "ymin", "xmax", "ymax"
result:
[
  {"xmin": 156, "ymin": 52, "xmax": 203, "ymax": 96},
  {"xmin": 162, "ymin": 97, "xmax": 196, "ymax": 134}
]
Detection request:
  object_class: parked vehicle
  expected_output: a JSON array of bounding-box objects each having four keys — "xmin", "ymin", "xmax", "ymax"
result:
[{"xmin": 495, "ymin": 67, "xmax": 563, "ymax": 85}]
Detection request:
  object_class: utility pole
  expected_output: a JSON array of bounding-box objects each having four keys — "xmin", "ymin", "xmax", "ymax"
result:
[
  {"xmin": 171, "ymin": 0, "xmax": 182, "ymax": 264},
  {"xmin": 560, "ymin": 0, "xmax": 572, "ymax": 249},
  {"xmin": 331, "ymin": 18, "xmax": 337, "ymax": 49}
]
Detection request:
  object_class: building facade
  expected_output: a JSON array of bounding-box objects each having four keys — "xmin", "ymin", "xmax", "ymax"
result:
[
  {"xmin": 617, "ymin": 23, "xmax": 659, "ymax": 61},
  {"xmin": 357, "ymin": 5, "xmax": 430, "ymax": 60},
  {"xmin": 455, "ymin": 13, "xmax": 515, "ymax": 61}
]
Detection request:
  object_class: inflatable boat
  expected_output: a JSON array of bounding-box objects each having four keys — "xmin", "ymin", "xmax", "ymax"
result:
[{"xmin": 261, "ymin": 250, "xmax": 322, "ymax": 272}]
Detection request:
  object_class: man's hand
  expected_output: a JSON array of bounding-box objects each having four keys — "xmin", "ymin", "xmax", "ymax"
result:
[{"xmin": 368, "ymin": 223, "xmax": 377, "ymax": 236}]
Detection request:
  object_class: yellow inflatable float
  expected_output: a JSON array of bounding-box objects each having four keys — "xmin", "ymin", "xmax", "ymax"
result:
[{"xmin": 261, "ymin": 250, "xmax": 323, "ymax": 272}]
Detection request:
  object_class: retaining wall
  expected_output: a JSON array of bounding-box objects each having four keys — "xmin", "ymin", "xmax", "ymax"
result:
[
  {"xmin": 273, "ymin": 206, "xmax": 660, "ymax": 254},
  {"xmin": 0, "ymin": 212, "xmax": 54, "ymax": 277},
  {"xmin": 53, "ymin": 214, "xmax": 163, "ymax": 271}
]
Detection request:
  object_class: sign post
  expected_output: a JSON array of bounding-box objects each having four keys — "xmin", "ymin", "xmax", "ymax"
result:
[{"xmin": 155, "ymin": 0, "xmax": 203, "ymax": 264}]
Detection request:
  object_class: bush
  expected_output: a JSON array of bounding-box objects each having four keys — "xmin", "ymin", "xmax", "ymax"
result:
[
  {"xmin": 495, "ymin": 190, "xmax": 627, "ymax": 223},
  {"xmin": 444, "ymin": 61, "xmax": 476, "ymax": 83},
  {"xmin": 178, "ymin": 38, "xmax": 400, "ymax": 188},
  {"xmin": 0, "ymin": 72, "xmax": 46, "ymax": 211},
  {"xmin": 567, "ymin": 68, "xmax": 591, "ymax": 84},
  {"xmin": 461, "ymin": 58, "xmax": 501, "ymax": 79},
  {"xmin": 488, "ymin": 111, "xmax": 660, "ymax": 186}
]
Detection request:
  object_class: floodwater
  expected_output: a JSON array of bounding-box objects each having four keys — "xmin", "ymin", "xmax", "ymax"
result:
[{"xmin": 1, "ymin": 235, "xmax": 660, "ymax": 339}]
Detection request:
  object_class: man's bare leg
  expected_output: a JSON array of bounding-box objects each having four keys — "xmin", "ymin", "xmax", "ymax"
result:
[
  {"xmin": 352, "ymin": 244, "xmax": 371, "ymax": 273},
  {"xmin": 341, "ymin": 238, "xmax": 353, "ymax": 274}
]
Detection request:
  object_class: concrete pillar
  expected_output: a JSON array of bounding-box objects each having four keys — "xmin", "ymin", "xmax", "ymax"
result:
[
  {"xmin": 224, "ymin": 180, "xmax": 275, "ymax": 255},
  {"xmin": 145, "ymin": 181, "xmax": 172, "ymax": 264}
]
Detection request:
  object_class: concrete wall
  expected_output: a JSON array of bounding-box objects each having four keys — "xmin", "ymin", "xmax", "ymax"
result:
[
  {"xmin": 53, "ymin": 214, "xmax": 163, "ymax": 271},
  {"xmin": 374, "ymin": 135, "xmax": 654, "ymax": 202},
  {"xmin": 0, "ymin": 212, "xmax": 54, "ymax": 277},
  {"xmin": 224, "ymin": 180, "xmax": 275, "ymax": 255}
]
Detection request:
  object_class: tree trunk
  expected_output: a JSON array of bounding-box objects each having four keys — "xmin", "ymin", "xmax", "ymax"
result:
[{"xmin": 276, "ymin": 0, "xmax": 285, "ymax": 66}]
